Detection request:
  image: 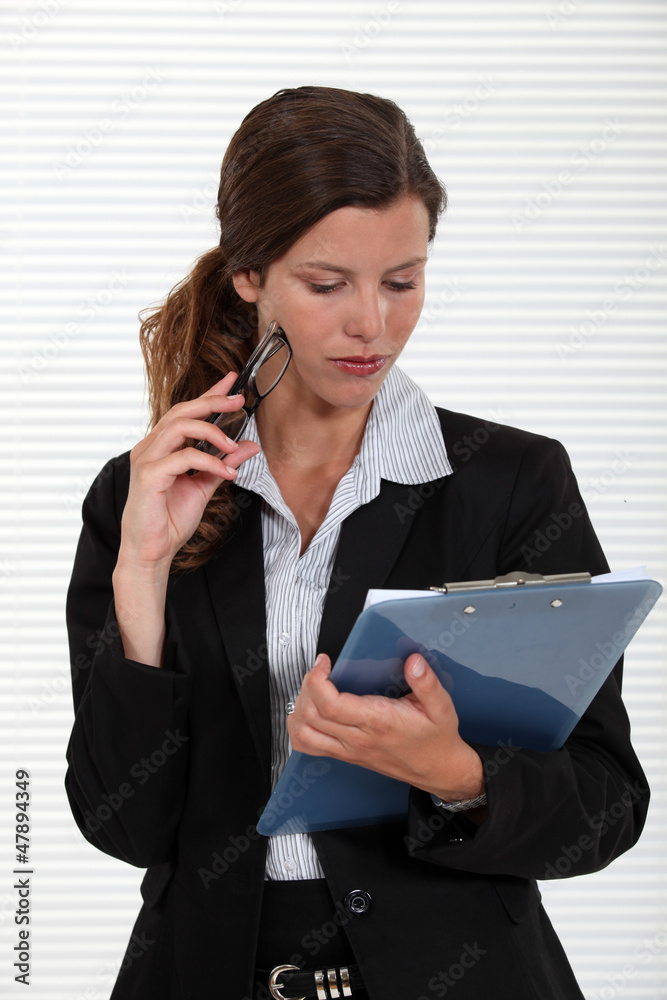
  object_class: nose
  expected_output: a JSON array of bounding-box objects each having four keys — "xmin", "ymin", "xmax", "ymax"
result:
[{"xmin": 344, "ymin": 286, "xmax": 386, "ymax": 342}]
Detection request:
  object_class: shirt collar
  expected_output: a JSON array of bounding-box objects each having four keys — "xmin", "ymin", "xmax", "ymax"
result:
[
  {"xmin": 235, "ymin": 364, "xmax": 452, "ymax": 508},
  {"xmin": 354, "ymin": 364, "xmax": 452, "ymax": 501}
]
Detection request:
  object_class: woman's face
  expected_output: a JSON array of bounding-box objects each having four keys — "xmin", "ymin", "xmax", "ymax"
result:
[{"xmin": 232, "ymin": 194, "xmax": 430, "ymax": 414}]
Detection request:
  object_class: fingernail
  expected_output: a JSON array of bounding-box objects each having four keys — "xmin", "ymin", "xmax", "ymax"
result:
[
  {"xmin": 314, "ymin": 653, "xmax": 325, "ymax": 667},
  {"xmin": 224, "ymin": 436, "xmax": 237, "ymax": 449},
  {"xmin": 225, "ymin": 465, "xmax": 237, "ymax": 476},
  {"xmin": 411, "ymin": 656, "xmax": 425, "ymax": 678}
]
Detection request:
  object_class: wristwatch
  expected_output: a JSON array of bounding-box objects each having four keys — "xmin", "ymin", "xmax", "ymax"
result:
[{"xmin": 431, "ymin": 792, "xmax": 487, "ymax": 813}]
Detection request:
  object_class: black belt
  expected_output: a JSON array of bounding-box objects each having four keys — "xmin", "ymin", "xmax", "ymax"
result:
[{"xmin": 258, "ymin": 962, "xmax": 366, "ymax": 999}]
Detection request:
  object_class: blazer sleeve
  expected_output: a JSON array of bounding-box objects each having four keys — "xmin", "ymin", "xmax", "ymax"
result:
[
  {"xmin": 405, "ymin": 435, "xmax": 650, "ymax": 880},
  {"xmin": 64, "ymin": 453, "xmax": 192, "ymax": 869}
]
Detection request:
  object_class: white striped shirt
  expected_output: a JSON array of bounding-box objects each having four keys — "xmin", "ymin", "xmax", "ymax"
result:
[{"xmin": 235, "ymin": 365, "xmax": 452, "ymax": 879}]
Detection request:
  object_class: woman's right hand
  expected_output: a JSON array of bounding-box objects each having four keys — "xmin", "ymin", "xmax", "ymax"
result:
[{"xmin": 117, "ymin": 372, "xmax": 260, "ymax": 573}]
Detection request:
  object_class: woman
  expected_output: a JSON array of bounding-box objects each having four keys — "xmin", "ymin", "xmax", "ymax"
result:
[{"xmin": 65, "ymin": 86, "xmax": 648, "ymax": 1000}]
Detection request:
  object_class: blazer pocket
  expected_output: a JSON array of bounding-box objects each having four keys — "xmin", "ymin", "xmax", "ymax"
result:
[
  {"xmin": 491, "ymin": 874, "xmax": 542, "ymax": 923},
  {"xmin": 140, "ymin": 859, "xmax": 175, "ymax": 910}
]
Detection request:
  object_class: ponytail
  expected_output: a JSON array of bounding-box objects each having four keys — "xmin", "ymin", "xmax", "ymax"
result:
[{"xmin": 139, "ymin": 246, "xmax": 257, "ymax": 572}]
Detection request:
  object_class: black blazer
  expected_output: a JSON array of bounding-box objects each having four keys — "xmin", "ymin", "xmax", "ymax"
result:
[{"xmin": 65, "ymin": 409, "xmax": 649, "ymax": 1000}]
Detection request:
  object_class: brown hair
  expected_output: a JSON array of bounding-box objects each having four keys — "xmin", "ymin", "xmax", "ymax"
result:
[{"xmin": 139, "ymin": 85, "xmax": 447, "ymax": 572}]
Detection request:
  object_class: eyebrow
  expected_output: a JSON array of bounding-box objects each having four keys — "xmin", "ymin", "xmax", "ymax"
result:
[{"xmin": 295, "ymin": 256, "xmax": 428, "ymax": 274}]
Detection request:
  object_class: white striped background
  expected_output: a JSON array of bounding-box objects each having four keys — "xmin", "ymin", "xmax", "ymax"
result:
[{"xmin": 1, "ymin": 1, "xmax": 665, "ymax": 997}]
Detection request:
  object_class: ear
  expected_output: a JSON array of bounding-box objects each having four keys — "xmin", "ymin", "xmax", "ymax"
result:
[{"xmin": 232, "ymin": 269, "xmax": 261, "ymax": 303}]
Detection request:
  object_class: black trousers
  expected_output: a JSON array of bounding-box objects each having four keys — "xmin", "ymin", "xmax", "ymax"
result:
[{"xmin": 253, "ymin": 878, "xmax": 366, "ymax": 999}]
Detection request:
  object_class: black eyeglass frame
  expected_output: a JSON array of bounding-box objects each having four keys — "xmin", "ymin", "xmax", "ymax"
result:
[{"xmin": 193, "ymin": 320, "xmax": 292, "ymax": 459}]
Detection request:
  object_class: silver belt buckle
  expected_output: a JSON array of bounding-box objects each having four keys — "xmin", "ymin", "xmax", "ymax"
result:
[
  {"xmin": 315, "ymin": 966, "xmax": 353, "ymax": 999},
  {"xmin": 268, "ymin": 964, "xmax": 305, "ymax": 1000},
  {"xmin": 267, "ymin": 963, "xmax": 353, "ymax": 999}
]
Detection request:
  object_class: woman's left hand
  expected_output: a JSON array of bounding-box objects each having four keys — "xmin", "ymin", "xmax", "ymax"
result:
[{"xmin": 287, "ymin": 652, "xmax": 485, "ymax": 804}]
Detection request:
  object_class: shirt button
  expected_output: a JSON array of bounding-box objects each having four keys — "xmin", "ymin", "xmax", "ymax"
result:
[
  {"xmin": 283, "ymin": 858, "xmax": 296, "ymax": 875},
  {"xmin": 278, "ymin": 632, "xmax": 291, "ymax": 646}
]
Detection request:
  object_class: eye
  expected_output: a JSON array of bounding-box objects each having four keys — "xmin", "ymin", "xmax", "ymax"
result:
[
  {"xmin": 308, "ymin": 282, "xmax": 343, "ymax": 294},
  {"xmin": 386, "ymin": 280, "xmax": 418, "ymax": 292}
]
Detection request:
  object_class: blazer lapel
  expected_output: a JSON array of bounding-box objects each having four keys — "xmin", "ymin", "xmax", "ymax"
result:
[
  {"xmin": 317, "ymin": 479, "xmax": 426, "ymax": 664},
  {"xmin": 202, "ymin": 489, "xmax": 271, "ymax": 784}
]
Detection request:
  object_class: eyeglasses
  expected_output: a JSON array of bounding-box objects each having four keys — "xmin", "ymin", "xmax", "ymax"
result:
[{"xmin": 193, "ymin": 320, "xmax": 292, "ymax": 460}]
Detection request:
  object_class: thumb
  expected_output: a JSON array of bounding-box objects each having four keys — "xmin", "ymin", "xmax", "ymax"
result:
[
  {"xmin": 312, "ymin": 652, "xmax": 332, "ymax": 676},
  {"xmin": 404, "ymin": 653, "xmax": 440, "ymax": 702},
  {"xmin": 405, "ymin": 654, "xmax": 458, "ymax": 725}
]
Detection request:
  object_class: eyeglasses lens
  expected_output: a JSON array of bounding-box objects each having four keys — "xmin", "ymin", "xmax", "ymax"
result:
[
  {"xmin": 253, "ymin": 338, "xmax": 290, "ymax": 398},
  {"xmin": 212, "ymin": 408, "xmax": 249, "ymax": 444},
  {"xmin": 206, "ymin": 334, "xmax": 290, "ymax": 452}
]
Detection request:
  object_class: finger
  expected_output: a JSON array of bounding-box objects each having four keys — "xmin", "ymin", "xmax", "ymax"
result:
[
  {"xmin": 207, "ymin": 371, "xmax": 239, "ymax": 393},
  {"xmin": 139, "ymin": 446, "xmax": 246, "ymax": 486},
  {"xmin": 222, "ymin": 439, "xmax": 261, "ymax": 470},
  {"xmin": 289, "ymin": 723, "xmax": 357, "ymax": 762},
  {"xmin": 297, "ymin": 654, "xmax": 343, "ymax": 717},
  {"xmin": 403, "ymin": 653, "xmax": 456, "ymax": 723},
  {"xmin": 151, "ymin": 417, "xmax": 241, "ymax": 462},
  {"xmin": 131, "ymin": 386, "xmax": 245, "ymax": 460},
  {"xmin": 163, "ymin": 389, "xmax": 246, "ymax": 426},
  {"xmin": 180, "ymin": 439, "xmax": 261, "ymax": 497},
  {"xmin": 294, "ymin": 655, "xmax": 334, "ymax": 720},
  {"xmin": 295, "ymin": 654, "xmax": 385, "ymax": 739}
]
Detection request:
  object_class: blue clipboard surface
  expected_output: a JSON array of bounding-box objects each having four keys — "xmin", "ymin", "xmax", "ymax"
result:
[{"xmin": 257, "ymin": 576, "xmax": 661, "ymax": 836}]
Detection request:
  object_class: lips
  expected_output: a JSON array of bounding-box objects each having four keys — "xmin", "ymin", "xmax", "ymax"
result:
[{"xmin": 330, "ymin": 355, "xmax": 388, "ymax": 376}]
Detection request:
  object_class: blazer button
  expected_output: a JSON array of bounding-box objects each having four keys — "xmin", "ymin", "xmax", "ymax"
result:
[{"xmin": 344, "ymin": 889, "xmax": 372, "ymax": 915}]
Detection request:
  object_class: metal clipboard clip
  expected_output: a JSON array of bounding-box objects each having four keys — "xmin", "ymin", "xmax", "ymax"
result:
[{"xmin": 429, "ymin": 570, "xmax": 592, "ymax": 593}]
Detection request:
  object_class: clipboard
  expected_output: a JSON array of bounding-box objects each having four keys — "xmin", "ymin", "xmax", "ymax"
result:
[{"xmin": 257, "ymin": 572, "xmax": 662, "ymax": 836}]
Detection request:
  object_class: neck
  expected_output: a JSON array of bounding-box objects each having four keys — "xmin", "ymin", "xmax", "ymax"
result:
[{"xmin": 256, "ymin": 393, "xmax": 372, "ymax": 475}]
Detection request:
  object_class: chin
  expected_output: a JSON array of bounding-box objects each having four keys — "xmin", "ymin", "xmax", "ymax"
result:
[{"xmin": 327, "ymin": 380, "xmax": 386, "ymax": 411}]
